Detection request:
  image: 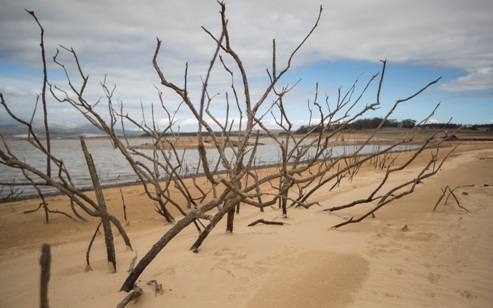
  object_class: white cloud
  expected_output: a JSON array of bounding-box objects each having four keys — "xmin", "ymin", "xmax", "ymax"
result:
[
  {"xmin": 47, "ymin": 120, "xmax": 81, "ymax": 129},
  {"xmin": 438, "ymin": 67, "xmax": 493, "ymax": 92},
  {"xmin": 3, "ymin": 0, "xmax": 492, "ymax": 72},
  {"xmin": 425, "ymin": 118, "xmax": 439, "ymax": 124},
  {"xmin": 0, "ymin": 85, "xmax": 34, "ymax": 97},
  {"xmin": 1, "ymin": 0, "xmax": 492, "ymax": 126}
]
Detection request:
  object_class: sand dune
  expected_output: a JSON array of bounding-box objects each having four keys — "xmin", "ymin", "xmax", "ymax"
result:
[{"xmin": 0, "ymin": 141, "xmax": 492, "ymax": 307}]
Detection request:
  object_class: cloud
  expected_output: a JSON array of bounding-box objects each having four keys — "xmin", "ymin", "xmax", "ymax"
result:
[
  {"xmin": 425, "ymin": 118, "xmax": 439, "ymax": 124},
  {"xmin": 47, "ymin": 120, "xmax": 81, "ymax": 129},
  {"xmin": 3, "ymin": 0, "xmax": 492, "ymax": 72},
  {"xmin": 1, "ymin": 0, "xmax": 492, "ymax": 126},
  {"xmin": 438, "ymin": 67, "xmax": 493, "ymax": 92},
  {"xmin": 0, "ymin": 85, "xmax": 34, "ymax": 97}
]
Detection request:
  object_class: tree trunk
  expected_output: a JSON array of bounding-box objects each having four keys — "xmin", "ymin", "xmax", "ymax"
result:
[
  {"xmin": 121, "ymin": 212, "xmax": 197, "ymax": 292},
  {"xmin": 226, "ymin": 206, "xmax": 235, "ymax": 233},
  {"xmin": 190, "ymin": 208, "xmax": 228, "ymax": 253},
  {"xmin": 39, "ymin": 243, "xmax": 51, "ymax": 308},
  {"xmin": 281, "ymin": 177, "xmax": 290, "ymax": 217},
  {"xmin": 190, "ymin": 194, "xmax": 242, "ymax": 252},
  {"xmin": 80, "ymin": 137, "xmax": 116, "ymax": 273}
]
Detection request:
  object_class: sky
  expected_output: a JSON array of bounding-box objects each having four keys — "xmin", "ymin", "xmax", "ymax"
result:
[{"xmin": 1, "ymin": 0, "xmax": 492, "ymax": 132}]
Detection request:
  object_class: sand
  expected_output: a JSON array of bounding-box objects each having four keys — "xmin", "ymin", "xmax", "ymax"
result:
[{"xmin": 0, "ymin": 140, "xmax": 492, "ymax": 307}]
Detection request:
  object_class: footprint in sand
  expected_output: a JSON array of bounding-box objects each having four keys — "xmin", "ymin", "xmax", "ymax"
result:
[
  {"xmin": 214, "ymin": 248, "xmax": 247, "ymax": 260},
  {"xmin": 426, "ymin": 272, "xmax": 441, "ymax": 284},
  {"xmin": 457, "ymin": 289, "xmax": 476, "ymax": 299}
]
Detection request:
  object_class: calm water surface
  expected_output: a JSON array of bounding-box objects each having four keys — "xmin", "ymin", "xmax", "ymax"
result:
[{"xmin": 0, "ymin": 137, "xmax": 413, "ymax": 198}]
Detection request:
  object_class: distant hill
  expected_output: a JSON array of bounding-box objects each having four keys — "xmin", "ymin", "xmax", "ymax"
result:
[{"xmin": 0, "ymin": 123, "xmax": 140, "ymax": 139}]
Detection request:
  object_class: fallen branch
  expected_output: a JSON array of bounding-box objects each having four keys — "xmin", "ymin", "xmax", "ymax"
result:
[
  {"xmin": 23, "ymin": 203, "xmax": 44, "ymax": 214},
  {"xmin": 433, "ymin": 185, "xmax": 472, "ymax": 212},
  {"xmin": 248, "ymin": 219, "xmax": 286, "ymax": 227},
  {"xmin": 117, "ymin": 285, "xmax": 143, "ymax": 308}
]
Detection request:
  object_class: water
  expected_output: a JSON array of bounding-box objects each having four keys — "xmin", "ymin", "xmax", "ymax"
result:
[{"xmin": 0, "ymin": 137, "xmax": 416, "ymax": 199}]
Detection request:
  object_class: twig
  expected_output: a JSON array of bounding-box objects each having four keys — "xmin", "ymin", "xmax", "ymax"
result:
[
  {"xmin": 24, "ymin": 203, "xmax": 76, "ymax": 221},
  {"xmin": 0, "ymin": 185, "xmax": 23, "ymax": 201},
  {"xmin": 120, "ymin": 187, "xmax": 128, "ymax": 223},
  {"xmin": 85, "ymin": 222, "xmax": 102, "ymax": 271},
  {"xmin": 248, "ymin": 219, "xmax": 286, "ymax": 227},
  {"xmin": 433, "ymin": 185, "xmax": 472, "ymax": 212}
]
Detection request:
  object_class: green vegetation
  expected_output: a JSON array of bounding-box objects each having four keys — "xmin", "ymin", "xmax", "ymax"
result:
[{"xmin": 295, "ymin": 117, "xmax": 493, "ymax": 134}]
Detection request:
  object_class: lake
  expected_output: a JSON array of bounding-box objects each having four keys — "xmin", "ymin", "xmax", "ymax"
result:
[{"xmin": 0, "ymin": 137, "xmax": 415, "ymax": 199}]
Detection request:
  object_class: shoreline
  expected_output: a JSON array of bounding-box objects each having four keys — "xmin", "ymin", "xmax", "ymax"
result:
[
  {"xmin": 0, "ymin": 141, "xmax": 492, "ymax": 307},
  {"xmin": 1, "ymin": 134, "xmax": 474, "ymax": 203}
]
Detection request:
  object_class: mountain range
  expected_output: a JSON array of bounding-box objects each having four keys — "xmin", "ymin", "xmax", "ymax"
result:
[{"xmin": 0, "ymin": 122, "xmax": 141, "ymax": 139}]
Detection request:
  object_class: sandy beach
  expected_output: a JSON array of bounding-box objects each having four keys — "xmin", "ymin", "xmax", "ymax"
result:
[{"xmin": 0, "ymin": 139, "xmax": 492, "ymax": 307}]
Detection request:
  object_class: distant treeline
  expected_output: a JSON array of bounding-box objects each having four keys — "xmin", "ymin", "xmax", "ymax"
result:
[
  {"xmin": 420, "ymin": 123, "xmax": 493, "ymax": 130},
  {"xmin": 294, "ymin": 117, "xmax": 493, "ymax": 134},
  {"xmin": 138, "ymin": 118, "xmax": 492, "ymax": 137}
]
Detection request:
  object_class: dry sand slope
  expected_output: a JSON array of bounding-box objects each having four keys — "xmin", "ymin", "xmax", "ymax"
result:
[
  {"xmin": 0, "ymin": 142, "xmax": 492, "ymax": 307},
  {"xmin": 348, "ymin": 146, "xmax": 493, "ymax": 307}
]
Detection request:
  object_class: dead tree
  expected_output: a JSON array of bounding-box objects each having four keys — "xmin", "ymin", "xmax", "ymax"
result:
[
  {"xmin": 80, "ymin": 137, "xmax": 116, "ymax": 272},
  {"xmin": 0, "ymin": 3, "xmax": 455, "ymax": 298},
  {"xmin": 325, "ymin": 120, "xmax": 458, "ymax": 228},
  {"xmin": 49, "ymin": 46, "xmax": 195, "ymax": 224},
  {"xmin": 121, "ymin": 2, "xmax": 450, "ymax": 291},
  {"xmin": 331, "ymin": 147, "xmax": 456, "ymax": 229},
  {"xmin": 0, "ymin": 11, "xmax": 131, "ymax": 273}
]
